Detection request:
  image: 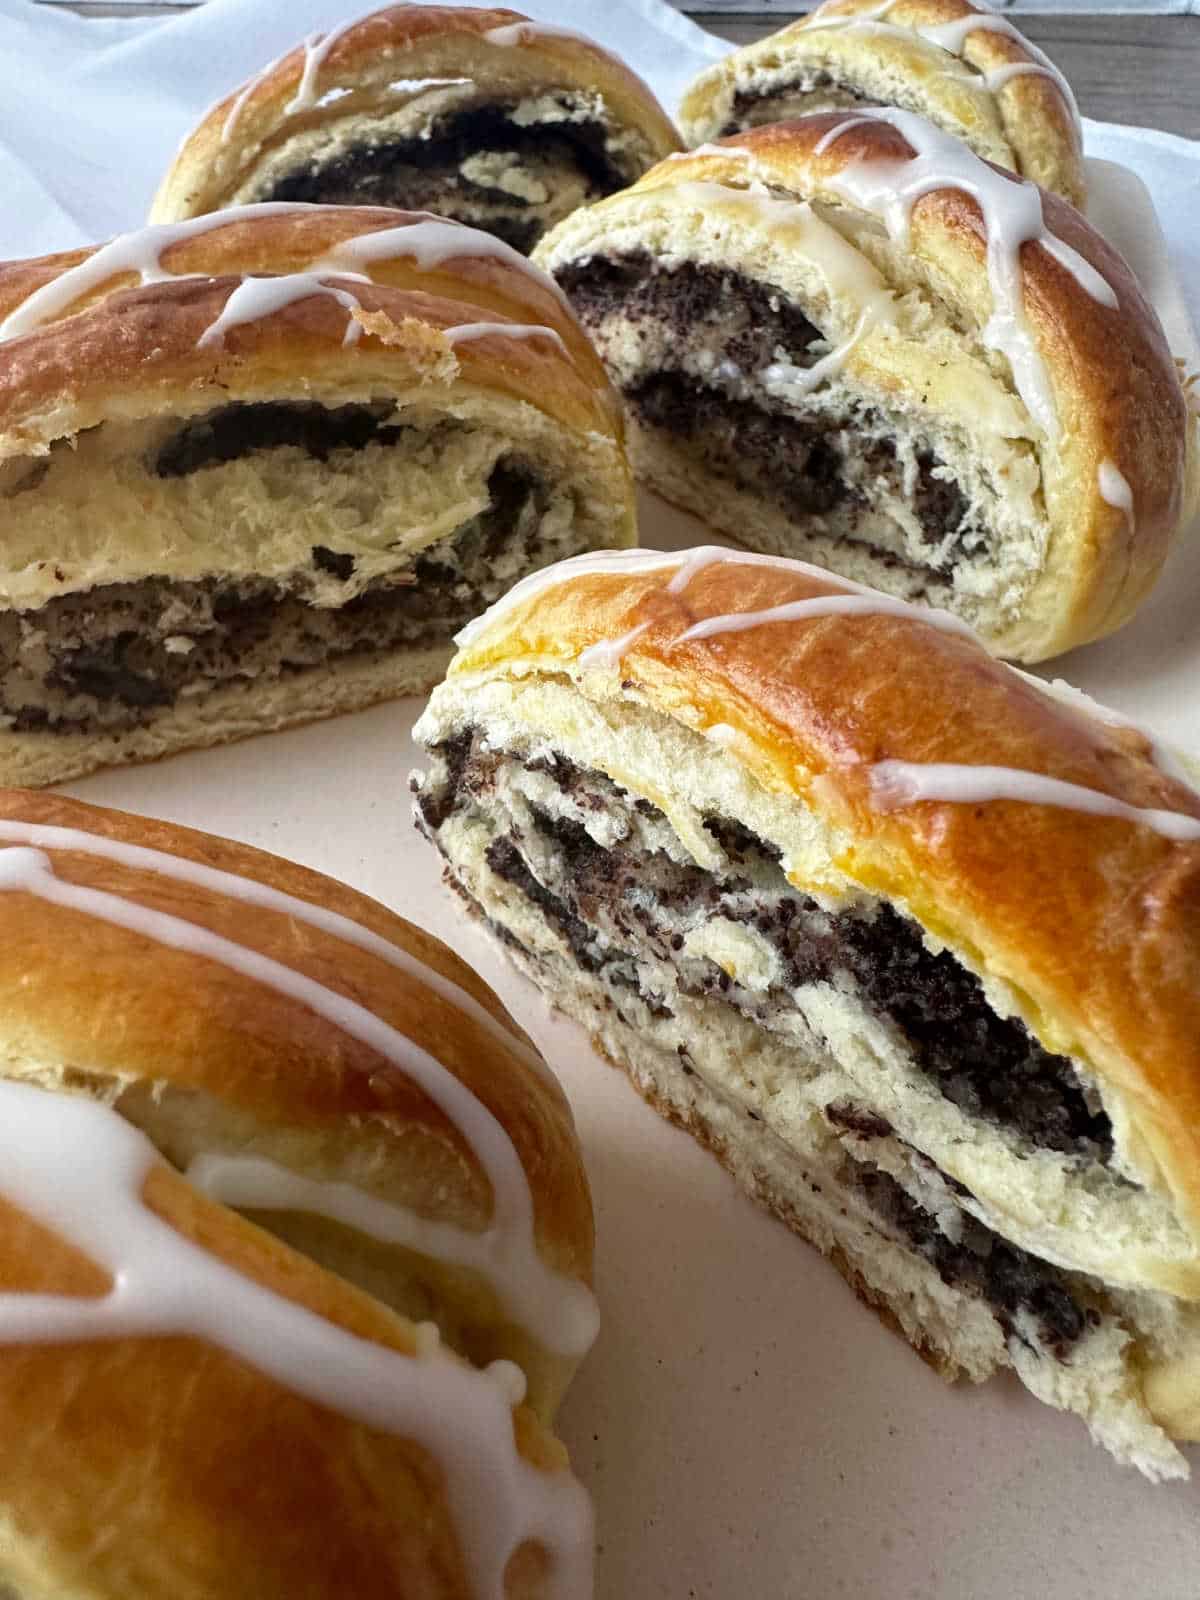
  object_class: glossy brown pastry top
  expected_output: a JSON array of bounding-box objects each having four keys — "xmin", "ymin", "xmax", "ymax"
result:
[
  {"xmin": 151, "ymin": 6, "xmax": 681, "ymax": 224},
  {"xmin": 0, "ymin": 787, "xmax": 597, "ymax": 1597},
  {"xmin": 537, "ymin": 114, "xmax": 1196, "ymax": 660},
  {"xmin": 0, "ymin": 204, "xmax": 622, "ymax": 442},
  {"xmin": 680, "ymin": 0, "xmax": 1084, "ymax": 205},
  {"xmin": 449, "ymin": 547, "xmax": 1200, "ymax": 1251}
]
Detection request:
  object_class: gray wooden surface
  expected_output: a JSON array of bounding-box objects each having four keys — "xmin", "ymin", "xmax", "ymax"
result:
[{"xmin": 41, "ymin": 3, "xmax": 1200, "ymax": 137}]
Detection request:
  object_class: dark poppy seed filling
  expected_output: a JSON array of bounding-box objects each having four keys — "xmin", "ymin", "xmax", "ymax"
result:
[
  {"xmin": 844, "ymin": 1161, "xmax": 1096, "ymax": 1358},
  {"xmin": 155, "ymin": 400, "xmax": 405, "ymax": 478},
  {"xmin": 719, "ymin": 74, "xmax": 883, "ymax": 136},
  {"xmin": 419, "ymin": 733, "xmax": 1112, "ymax": 1162},
  {"xmin": 555, "ymin": 251, "xmax": 828, "ymax": 370},
  {"xmin": 552, "ymin": 252, "xmax": 977, "ymax": 568},
  {"xmin": 629, "ymin": 372, "xmax": 967, "ymax": 557},
  {"xmin": 257, "ymin": 103, "xmax": 631, "ymax": 253},
  {"xmin": 413, "ymin": 733, "xmax": 1112, "ymax": 1360},
  {"xmin": 0, "ymin": 459, "xmax": 554, "ymax": 735}
]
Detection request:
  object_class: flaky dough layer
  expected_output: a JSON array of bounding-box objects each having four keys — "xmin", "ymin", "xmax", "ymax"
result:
[
  {"xmin": 151, "ymin": 6, "xmax": 680, "ymax": 230},
  {"xmin": 680, "ymin": 0, "xmax": 1085, "ymax": 206},
  {"xmin": 0, "ymin": 206, "xmax": 634, "ymax": 783},
  {"xmin": 433, "ymin": 548, "xmax": 1200, "ymax": 1287},
  {"xmin": 535, "ymin": 116, "xmax": 1195, "ymax": 661}
]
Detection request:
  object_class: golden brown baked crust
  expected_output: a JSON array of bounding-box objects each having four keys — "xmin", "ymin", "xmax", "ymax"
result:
[
  {"xmin": 447, "ymin": 551, "xmax": 1200, "ymax": 1248},
  {"xmin": 680, "ymin": 0, "xmax": 1084, "ymax": 206},
  {"xmin": 0, "ymin": 787, "xmax": 593, "ymax": 1597},
  {"xmin": 664, "ymin": 116, "xmax": 1184, "ymax": 638},
  {"xmin": 0, "ymin": 1172, "xmax": 564, "ymax": 1599},
  {"xmin": 0, "ymin": 274, "xmax": 613, "ymax": 452},
  {"xmin": 0, "ymin": 205, "xmax": 623, "ymax": 445},
  {"xmin": 538, "ymin": 115, "xmax": 1194, "ymax": 660},
  {"xmin": 0, "ymin": 786, "xmax": 591, "ymax": 1284},
  {"xmin": 0, "ymin": 204, "xmax": 617, "ymax": 417},
  {"xmin": 151, "ymin": 6, "xmax": 680, "ymax": 227},
  {"xmin": 0, "ymin": 205, "xmax": 634, "ymax": 787}
]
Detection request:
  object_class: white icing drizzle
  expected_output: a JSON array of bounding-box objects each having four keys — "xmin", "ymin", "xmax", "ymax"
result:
[
  {"xmin": 453, "ymin": 544, "xmax": 1200, "ymax": 848},
  {"xmin": 704, "ymin": 722, "xmax": 747, "ymax": 749},
  {"xmin": 822, "ymin": 108, "xmax": 1116, "ymax": 436},
  {"xmin": 577, "ymin": 622, "xmax": 653, "ymax": 672},
  {"xmin": 455, "ymin": 547, "xmax": 783, "ymax": 652},
  {"xmin": 455, "ymin": 548, "xmax": 687, "ymax": 651},
  {"xmin": 813, "ymin": 115, "xmax": 879, "ymax": 156},
  {"xmin": 443, "ymin": 320, "xmax": 568, "ymax": 355},
  {"xmin": 486, "ymin": 1359, "xmax": 529, "ymax": 1408},
  {"xmin": 761, "ymin": 307, "xmax": 873, "ymax": 398},
  {"xmin": 220, "ymin": 43, "xmax": 293, "ymax": 142},
  {"xmin": 669, "ymin": 143, "xmax": 755, "ymax": 162},
  {"xmin": 219, "ymin": 14, "xmax": 605, "ymax": 148},
  {"xmin": 0, "ymin": 1076, "xmax": 591, "ymax": 1600},
  {"xmin": 796, "ymin": 0, "xmax": 1080, "ymax": 137},
  {"xmin": 197, "ymin": 271, "xmax": 369, "ymax": 349},
  {"xmin": 665, "ymin": 545, "xmax": 734, "ymax": 595},
  {"xmin": 0, "ymin": 204, "xmax": 575, "ymax": 363},
  {"xmin": 0, "ymin": 203, "xmax": 318, "ymax": 344},
  {"xmin": 285, "ymin": 16, "xmax": 374, "ymax": 115},
  {"xmin": 218, "ymin": 8, "xmax": 405, "ymax": 142},
  {"xmin": 458, "ymin": 544, "xmax": 986, "ymax": 654},
  {"xmin": 388, "ymin": 76, "xmax": 473, "ymax": 94},
  {"xmin": 1038, "ymin": 233, "xmax": 1119, "ymax": 309},
  {"xmin": 802, "ymin": 0, "xmax": 903, "ymax": 31},
  {"xmin": 675, "ymin": 591, "xmax": 977, "ymax": 644},
  {"xmin": 316, "ymin": 216, "xmax": 572, "ymax": 311},
  {"xmin": 0, "ymin": 833, "xmax": 597, "ymax": 1359},
  {"xmin": 482, "ymin": 21, "xmax": 596, "ymax": 49},
  {"xmin": 1098, "ymin": 459, "xmax": 1135, "ymax": 526},
  {"xmin": 0, "ymin": 816, "xmax": 543, "ymax": 1078},
  {"xmin": 869, "ymin": 760, "xmax": 1200, "ymax": 841},
  {"xmin": 186, "ymin": 1149, "xmax": 576, "ymax": 1340},
  {"xmin": 914, "ymin": 12, "xmax": 1082, "ymax": 136},
  {"xmin": 652, "ymin": 181, "xmax": 897, "ymax": 349},
  {"xmin": 458, "ymin": 544, "xmax": 988, "ymax": 678},
  {"xmin": 1020, "ymin": 673, "xmax": 1199, "ymax": 797}
]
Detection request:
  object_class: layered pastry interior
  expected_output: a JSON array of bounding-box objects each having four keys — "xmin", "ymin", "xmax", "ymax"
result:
[
  {"xmin": 552, "ymin": 248, "xmax": 1046, "ymax": 624},
  {"xmin": 0, "ymin": 400, "xmax": 591, "ymax": 737},
  {"xmin": 233, "ymin": 88, "xmax": 655, "ymax": 253},
  {"xmin": 413, "ymin": 695, "xmax": 1198, "ymax": 1477},
  {"xmin": 715, "ymin": 71, "xmax": 887, "ymax": 136},
  {"xmin": 678, "ymin": 26, "xmax": 1080, "ymax": 197}
]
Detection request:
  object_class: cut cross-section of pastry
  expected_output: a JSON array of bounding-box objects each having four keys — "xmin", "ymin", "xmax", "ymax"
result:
[
  {"xmin": 413, "ymin": 544, "xmax": 1200, "ymax": 1480},
  {"xmin": 680, "ymin": 0, "xmax": 1085, "ymax": 207},
  {"xmin": 0, "ymin": 203, "xmax": 633, "ymax": 786},
  {"xmin": 534, "ymin": 113, "xmax": 1197, "ymax": 663},
  {"xmin": 0, "ymin": 787, "xmax": 596, "ymax": 1597},
  {"xmin": 151, "ymin": 5, "xmax": 681, "ymax": 254}
]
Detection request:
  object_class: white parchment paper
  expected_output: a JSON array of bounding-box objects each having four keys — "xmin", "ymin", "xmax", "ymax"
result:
[{"xmin": 0, "ymin": 4, "xmax": 1197, "ymax": 1595}]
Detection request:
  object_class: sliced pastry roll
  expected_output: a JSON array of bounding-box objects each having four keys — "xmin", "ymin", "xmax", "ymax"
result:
[
  {"xmin": 534, "ymin": 114, "xmax": 1195, "ymax": 662},
  {"xmin": 0, "ymin": 203, "xmax": 633, "ymax": 786},
  {"xmin": 680, "ymin": 0, "xmax": 1085, "ymax": 207},
  {"xmin": 414, "ymin": 545, "xmax": 1200, "ymax": 1480},
  {"xmin": 0, "ymin": 788, "xmax": 595, "ymax": 1597},
  {"xmin": 151, "ymin": 5, "xmax": 681, "ymax": 254}
]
